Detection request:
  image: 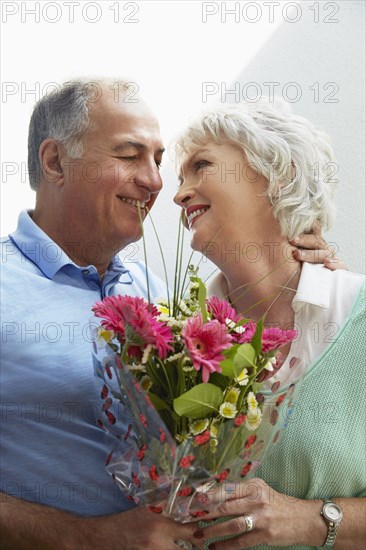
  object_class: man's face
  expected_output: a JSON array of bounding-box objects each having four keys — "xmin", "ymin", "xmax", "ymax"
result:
[{"xmin": 61, "ymin": 91, "xmax": 164, "ymax": 253}]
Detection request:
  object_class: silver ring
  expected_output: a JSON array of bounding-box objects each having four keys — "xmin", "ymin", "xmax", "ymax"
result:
[
  {"xmin": 175, "ymin": 540, "xmax": 193, "ymax": 550},
  {"xmin": 243, "ymin": 514, "xmax": 255, "ymax": 532}
]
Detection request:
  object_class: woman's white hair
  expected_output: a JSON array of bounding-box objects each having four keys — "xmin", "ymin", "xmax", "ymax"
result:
[{"xmin": 175, "ymin": 99, "xmax": 338, "ymax": 239}]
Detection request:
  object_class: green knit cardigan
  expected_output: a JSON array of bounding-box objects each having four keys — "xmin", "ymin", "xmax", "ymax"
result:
[{"xmin": 205, "ymin": 282, "xmax": 366, "ymax": 550}]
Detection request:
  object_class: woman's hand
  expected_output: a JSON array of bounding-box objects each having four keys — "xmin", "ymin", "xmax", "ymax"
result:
[{"xmin": 191, "ymin": 478, "xmax": 327, "ymax": 549}]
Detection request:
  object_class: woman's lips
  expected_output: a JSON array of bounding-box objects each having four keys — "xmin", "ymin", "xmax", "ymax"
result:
[{"xmin": 186, "ymin": 205, "xmax": 210, "ymax": 228}]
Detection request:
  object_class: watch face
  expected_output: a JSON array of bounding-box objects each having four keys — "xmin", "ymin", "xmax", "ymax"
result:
[{"xmin": 324, "ymin": 503, "xmax": 342, "ymax": 521}]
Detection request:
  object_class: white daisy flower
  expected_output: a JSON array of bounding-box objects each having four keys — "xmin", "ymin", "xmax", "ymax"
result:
[
  {"xmin": 142, "ymin": 344, "xmax": 154, "ymax": 364},
  {"xmin": 210, "ymin": 419, "xmax": 220, "ymax": 438},
  {"xmin": 190, "ymin": 418, "xmax": 209, "ymax": 435},
  {"xmin": 264, "ymin": 357, "xmax": 277, "ymax": 371},
  {"xmin": 128, "ymin": 363, "xmax": 147, "ymax": 372},
  {"xmin": 247, "ymin": 391, "xmax": 258, "ymax": 411},
  {"xmin": 235, "ymin": 368, "xmax": 249, "ymax": 386},
  {"xmin": 225, "ymin": 387, "xmax": 240, "ymax": 404},
  {"xmin": 219, "ymin": 402, "xmax": 237, "ymax": 419},
  {"xmin": 245, "ymin": 407, "xmax": 262, "ymax": 431},
  {"xmin": 166, "ymin": 352, "xmax": 184, "ymax": 363}
]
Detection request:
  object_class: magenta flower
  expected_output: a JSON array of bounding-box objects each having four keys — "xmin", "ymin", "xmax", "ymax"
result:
[
  {"xmin": 261, "ymin": 327, "xmax": 297, "ymax": 353},
  {"xmin": 206, "ymin": 296, "xmax": 256, "ymax": 344},
  {"xmin": 182, "ymin": 314, "xmax": 232, "ymax": 383},
  {"xmin": 206, "ymin": 296, "xmax": 241, "ymax": 325},
  {"xmin": 92, "ymin": 295, "xmax": 173, "ymax": 358}
]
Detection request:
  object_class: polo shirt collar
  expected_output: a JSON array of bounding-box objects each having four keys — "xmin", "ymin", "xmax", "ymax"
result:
[
  {"xmin": 207, "ymin": 262, "xmax": 331, "ymax": 312},
  {"xmin": 9, "ymin": 210, "xmax": 130, "ymax": 281},
  {"xmin": 292, "ymin": 262, "xmax": 331, "ymax": 311}
]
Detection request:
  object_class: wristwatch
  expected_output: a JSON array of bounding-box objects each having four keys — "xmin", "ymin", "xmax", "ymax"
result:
[{"xmin": 320, "ymin": 500, "xmax": 343, "ymax": 547}]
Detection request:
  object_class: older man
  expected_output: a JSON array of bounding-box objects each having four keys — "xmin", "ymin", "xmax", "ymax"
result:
[
  {"xmin": 0, "ymin": 78, "xmax": 339, "ymax": 549},
  {"xmin": 0, "ymin": 79, "xmax": 201, "ymax": 549}
]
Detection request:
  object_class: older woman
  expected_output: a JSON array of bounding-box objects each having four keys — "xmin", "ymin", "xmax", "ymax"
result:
[{"xmin": 174, "ymin": 101, "xmax": 365, "ymax": 550}]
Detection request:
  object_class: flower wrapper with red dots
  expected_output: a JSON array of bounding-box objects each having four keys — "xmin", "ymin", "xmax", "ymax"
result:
[{"xmin": 92, "ymin": 332, "xmax": 302, "ymax": 522}]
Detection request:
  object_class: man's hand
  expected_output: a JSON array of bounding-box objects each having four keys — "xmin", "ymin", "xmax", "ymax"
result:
[
  {"xmin": 0, "ymin": 492, "xmax": 199, "ymax": 550},
  {"xmin": 85, "ymin": 506, "xmax": 198, "ymax": 550},
  {"xmin": 290, "ymin": 226, "xmax": 347, "ymax": 270}
]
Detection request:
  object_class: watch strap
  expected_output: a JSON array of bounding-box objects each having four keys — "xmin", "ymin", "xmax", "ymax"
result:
[{"xmin": 321, "ymin": 500, "xmax": 342, "ymax": 548}]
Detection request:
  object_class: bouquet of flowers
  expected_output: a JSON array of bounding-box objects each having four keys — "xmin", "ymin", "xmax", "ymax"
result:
[{"xmin": 92, "ymin": 259, "xmax": 299, "ymax": 521}]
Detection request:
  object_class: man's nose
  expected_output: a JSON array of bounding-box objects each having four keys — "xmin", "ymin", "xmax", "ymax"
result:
[{"xmin": 135, "ymin": 162, "xmax": 162, "ymax": 194}]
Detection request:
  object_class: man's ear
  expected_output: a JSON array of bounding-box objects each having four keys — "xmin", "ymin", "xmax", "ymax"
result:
[{"xmin": 39, "ymin": 139, "xmax": 65, "ymax": 185}]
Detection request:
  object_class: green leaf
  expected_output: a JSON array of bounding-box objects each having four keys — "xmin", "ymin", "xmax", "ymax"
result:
[
  {"xmin": 233, "ymin": 343, "xmax": 257, "ymax": 373},
  {"xmin": 219, "ymin": 358, "xmax": 236, "ymax": 378},
  {"xmin": 251, "ymin": 319, "xmax": 264, "ymax": 355},
  {"xmin": 173, "ymin": 383, "xmax": 223, "ymax": 419},
  {"xmin": 177, "ymin": 362, "xmax": 186, "ymax": 395},
  {"xmin": 208, "ymin": 372, "xmax": 231, "ymax": 390},
  {"xmin": 190, "ymin": 276, "xmax": 207, "ymax": 322},
  {"xmin": 222, "ymin": 344, "xmax": 240, "ymax": 360}
]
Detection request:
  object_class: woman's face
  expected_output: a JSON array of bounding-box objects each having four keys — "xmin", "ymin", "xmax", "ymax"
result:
[{"xmin": 174, "ymin": 141, "xmax": 272, "ymax": 255}]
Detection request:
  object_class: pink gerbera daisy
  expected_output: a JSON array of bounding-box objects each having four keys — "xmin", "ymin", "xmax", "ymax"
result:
[
  {"xmin": 206, "ymin": 296, "xmax": 256, "ymax": 344},
  {"xmin": 183, "ymin": 314, "xmax": 232, "ymax": 383},
  {"xmin": 206, "ymin": 296, "xmax": 241, "ymax": 325},
  {"xmin": 93, "ymin": 295, "xmax": 173, "ymax": 358},
  {"xmin": 261, "ymin": 327, "xmax": 297, "ymax": 353}
]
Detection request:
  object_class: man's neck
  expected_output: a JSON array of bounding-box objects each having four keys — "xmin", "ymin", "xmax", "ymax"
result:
[{"xmin": 31, "ymin": 210, "xmax": 115, "ymax": 278}]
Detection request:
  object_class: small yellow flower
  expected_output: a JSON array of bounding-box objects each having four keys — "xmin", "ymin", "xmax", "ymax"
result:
[
  {"xmin": 99, "ymin": 328, "xmax": 114, "ymax": 343},
  {"xmin": 247, "ymin": 391, "xmax": 258, "ymax": 411},
  {"xmin": 245, "ymin": 407, "xmax": 262, "ymax": 431},
  {"xmin": 219, "ymin": 402, "xmax": 237, "ymax": 419},
  {"xmin": 225, "ymin": 388, "xmax": 240, "ymax": 405},
  {"xmin": 157, "ymin": 304, "xmax": 170, "ymax": 315},
  {"xmin": 140, "ymin": 375, "xmax": 152, "ymax": 392},
  {"xmin": 175, "ymin": 432, "xmax": 189, "ymax": 443},
  {"xmin": 210, "ymin": 419, "xmax": 220, "ymax": 438},
  {"xmin": 235, "ymin": 368, "xmax": 249, "ymax": 386},
  {"xmin": 190, "ymin": 418, "xmax": 209, "ymax": 435}
]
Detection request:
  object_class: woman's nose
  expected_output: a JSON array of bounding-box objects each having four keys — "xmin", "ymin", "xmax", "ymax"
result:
[{"xmin": 173, "ymin": 184, "xmax": 193, "ymax": 206}]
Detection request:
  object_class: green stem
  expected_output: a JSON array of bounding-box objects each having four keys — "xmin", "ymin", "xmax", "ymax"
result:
[
  {"xmin": 146, "ymin": 207, "xmax": 170, "ymax": 313},
  {"xmin": 137, "ymin": 202, "xmax": 151, "ymax": 305},
  {"xmin": 157, "ymin": 357, "xmax": 174, "ymax": 402},
  {"xmin": 176, "ymin": 220, "xmax": 185, "ymax": 301},
  {"xmin": 173, "ymin": 220, "xmax": 182, "ymax": 316},
  {"xmin": 121, "ymin": 342, "xmax": 130, "ymax": 363},
  {"xmin": 180, "ymin": 250, "xmax": 195, "ymax": 298}
]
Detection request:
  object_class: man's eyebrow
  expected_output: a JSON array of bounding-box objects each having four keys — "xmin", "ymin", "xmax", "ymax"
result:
[{"xmin": 113, "ymin": 141, "xmax": 165, "ymax": 154}]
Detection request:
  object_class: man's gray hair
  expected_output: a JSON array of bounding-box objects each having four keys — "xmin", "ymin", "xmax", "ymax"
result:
[
  {"xmin": 175, "ymin": 99, "xmax": 338, "ymax": 239},
  {"xmin": 28, "ymin": 78, "xmax": 138, "ymax": 190}
]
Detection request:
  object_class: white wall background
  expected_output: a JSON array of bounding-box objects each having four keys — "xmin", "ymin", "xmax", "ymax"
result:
[{"xmin": 1, "ymin": 0, "xmax": 365, "ymax": 285}]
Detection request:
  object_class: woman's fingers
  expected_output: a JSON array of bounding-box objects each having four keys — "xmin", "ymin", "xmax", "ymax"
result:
[{"xmin": 290, "ymin": 230, "xmax": 347, "ymax": 269}]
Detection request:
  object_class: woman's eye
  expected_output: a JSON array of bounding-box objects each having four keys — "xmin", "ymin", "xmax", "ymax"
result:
[
  {"xmin": 193, "ymin": 160, "xmax": 210, "ymax": 171},
  {"xmin": 120, "ymin": 156, "xmax": 138, "ymax": 161}
]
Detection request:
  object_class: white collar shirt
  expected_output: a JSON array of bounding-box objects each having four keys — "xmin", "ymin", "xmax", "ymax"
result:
[{"xmin": 208, "ymin": 263, "xmax": 364, "ymax": 386}]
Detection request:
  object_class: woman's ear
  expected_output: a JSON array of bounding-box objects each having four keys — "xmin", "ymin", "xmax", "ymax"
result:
[{"xmin": 39, "ymin": 139, "xmax": 65, "ymax": 185}]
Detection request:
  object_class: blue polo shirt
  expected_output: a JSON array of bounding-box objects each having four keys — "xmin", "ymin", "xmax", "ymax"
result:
[{"xmin": 0, "ymin": 211, "xmax": 168, "ymax": 516}]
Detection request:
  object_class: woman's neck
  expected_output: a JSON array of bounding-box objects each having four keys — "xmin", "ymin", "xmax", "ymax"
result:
[{"xmin": 217, "ymin": 243, "xmax": 302, "ymax": 330}]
